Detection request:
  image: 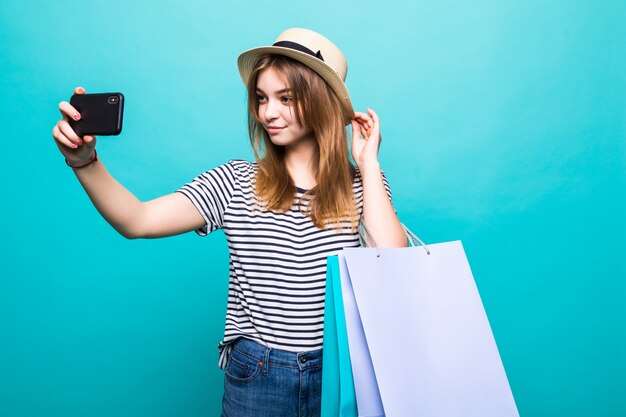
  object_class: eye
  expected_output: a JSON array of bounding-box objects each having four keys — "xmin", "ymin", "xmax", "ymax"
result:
[
  {"xmin": 281, "ymin": 96, "xmax": 294, "ymax": 104},
  {"xmin": 256, "ymin": 94, "xmax": 267, "ymax": 103}
]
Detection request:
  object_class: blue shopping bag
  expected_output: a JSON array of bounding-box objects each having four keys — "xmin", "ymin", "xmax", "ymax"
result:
[{"xmin": 321, "ymin": 256, "xmax": 358, "ymax": 417}]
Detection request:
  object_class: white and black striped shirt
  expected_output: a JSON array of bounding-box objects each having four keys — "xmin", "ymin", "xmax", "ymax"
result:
[{"xmin": 176, "ymin": 160, "xmax": 392, "ymax": 367}]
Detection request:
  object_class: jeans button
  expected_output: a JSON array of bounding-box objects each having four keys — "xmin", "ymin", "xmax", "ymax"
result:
[{"xmin": 299, "ymin": 356, "xmax": 307, "ymax": 364}]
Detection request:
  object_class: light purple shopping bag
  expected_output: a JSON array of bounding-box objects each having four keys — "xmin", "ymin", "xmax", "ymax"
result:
[{"xmin": 341, "ymin": 241, "xmax": 519, "ymax": 417}]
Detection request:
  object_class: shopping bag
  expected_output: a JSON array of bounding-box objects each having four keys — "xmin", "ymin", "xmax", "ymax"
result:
[
  {"xmin": 321, "ymin": 256, "xmax": 358, "ymax": 417},
  {"xmin": 337, "ymin": 253, "xmax": 385, "ymax": 417},
  {"xmin": 342, "ymin": 239, "xmax": 519, "ymax": 417}
]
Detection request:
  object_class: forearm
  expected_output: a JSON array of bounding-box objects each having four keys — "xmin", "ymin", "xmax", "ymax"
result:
[
  {"xmin": 360, "ymin": 162, "xmax": 407, "ymax": 247},
  {"xmin": 71, "ymin": 158, "xmax": 145, "ymax": 238}
]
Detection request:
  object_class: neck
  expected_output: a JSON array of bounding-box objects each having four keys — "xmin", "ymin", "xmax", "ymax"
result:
[{"xmin": 284, "ymin": 137, "xmax": 317, "ymax": 189}]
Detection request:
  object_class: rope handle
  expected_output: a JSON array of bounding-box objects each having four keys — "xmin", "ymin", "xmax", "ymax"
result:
[{"xmin": 359, "ymin": 221, "xmax": 431, "ymax": 256}]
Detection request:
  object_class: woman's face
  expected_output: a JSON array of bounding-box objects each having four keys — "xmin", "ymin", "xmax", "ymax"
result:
[{"xmin": 256, "ymin": 67, "xmax": 314, "ymax": 149}]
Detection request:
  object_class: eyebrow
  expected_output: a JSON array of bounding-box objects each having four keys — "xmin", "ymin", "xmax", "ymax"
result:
[{"xmin": 256, "ymin": 88, "xmax": 292, "ymax": 95}]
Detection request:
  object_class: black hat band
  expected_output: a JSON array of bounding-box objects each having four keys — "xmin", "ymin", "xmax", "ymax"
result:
[{"xmin": 272, "ymin": 41, "xmax": 324, "ymax": 62}]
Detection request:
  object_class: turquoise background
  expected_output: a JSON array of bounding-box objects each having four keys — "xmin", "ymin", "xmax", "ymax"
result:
[{"xmin": 1, "ymin": 0, "xmax": 624, "ymax": 416}]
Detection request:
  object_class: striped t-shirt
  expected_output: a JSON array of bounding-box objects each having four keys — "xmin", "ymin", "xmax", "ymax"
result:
[{"xmin": 176, "ymin": 159, "xmax": 392, "ymax": 367}]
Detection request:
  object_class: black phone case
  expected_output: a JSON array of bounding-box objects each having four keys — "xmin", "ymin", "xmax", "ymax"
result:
[{"xmin": 68, "ymin": 93, "xmax": 124, "ymax": 136}]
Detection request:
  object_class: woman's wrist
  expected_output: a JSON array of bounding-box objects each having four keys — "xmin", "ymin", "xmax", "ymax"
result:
[
  {"xmin": 65, "ymin": 149, "xmax": 98, "ymax": 169},
  {"xmin": 357, "ymin": 159, "xmax": 381, "ymax": 175}
]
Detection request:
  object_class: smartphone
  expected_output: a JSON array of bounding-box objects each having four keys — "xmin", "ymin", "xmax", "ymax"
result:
[{"xmin": 68, "ymin": 92, "xmax": 124, "ymax": 136}]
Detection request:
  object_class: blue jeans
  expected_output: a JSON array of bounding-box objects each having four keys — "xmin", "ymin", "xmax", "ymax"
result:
[{"xmin": 221, "ymin": 337, "xmax": 323, "ymax": 417}]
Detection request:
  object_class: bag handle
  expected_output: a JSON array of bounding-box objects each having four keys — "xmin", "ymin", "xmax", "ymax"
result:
[
  {"xmin": 402, "ymin": 224, "xmax": 431, "ymax": 254},
  {"xmin": 358, "ymin": 221, "xmax": 431, "ymax": 255}
]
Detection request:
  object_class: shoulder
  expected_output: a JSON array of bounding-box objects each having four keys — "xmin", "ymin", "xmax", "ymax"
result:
[
  {"xmin": 225, "ymin": 160, "xmax": 257, "ymax": 194},
  {"xmin": 194, "ymin": 159, "xmax": 255, "ymax": 182},
  {"xmin": 183, "ymin": 160, "xmax": 256, "ymax": 192},
  {"xmin": 226, "ymin": 159, "xmax": 257, "ymax": 178}
]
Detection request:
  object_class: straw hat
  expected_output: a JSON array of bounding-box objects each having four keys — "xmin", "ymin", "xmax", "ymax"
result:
[{"xmin": 237, "ymin": 28, "xmax": 354, "ymax": 124}]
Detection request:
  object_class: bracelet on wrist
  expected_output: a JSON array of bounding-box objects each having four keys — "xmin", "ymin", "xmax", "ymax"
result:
[{"xmin": 65, "ymin": 149, "xmax": 98, "ymax": 169}]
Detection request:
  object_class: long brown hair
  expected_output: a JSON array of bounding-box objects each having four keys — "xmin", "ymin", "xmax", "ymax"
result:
[{"xmin": 246, "ymin": 54, "xmax": 357, "ymax": 230}]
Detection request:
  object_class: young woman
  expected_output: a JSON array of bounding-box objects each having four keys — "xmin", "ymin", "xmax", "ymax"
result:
[{"xmin": 52, "ymin": 28, "xmax": 407, "ymax": 417}]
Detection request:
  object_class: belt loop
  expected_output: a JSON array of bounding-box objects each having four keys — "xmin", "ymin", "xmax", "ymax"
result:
[{"xmin": 262, "ymin": 346, "xmax": 271, "ymax": 376}]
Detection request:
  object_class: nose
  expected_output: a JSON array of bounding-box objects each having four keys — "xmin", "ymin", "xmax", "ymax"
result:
[{"xmin": 263, "ymin": 98, "xmax": 280, "ymax": 121}]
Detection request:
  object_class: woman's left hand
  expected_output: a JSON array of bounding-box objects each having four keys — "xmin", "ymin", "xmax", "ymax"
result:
[{"xmin": 351, "ymin": 108, "xmax": 382, "ymax": 169}]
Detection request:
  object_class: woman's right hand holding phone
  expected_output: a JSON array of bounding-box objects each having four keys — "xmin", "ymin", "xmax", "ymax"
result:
[
  {"xmin": 52, "ymin": 86, "xmax": 97, "ymax": 165},
  {"xmin": 51, "ymin": 85, "xmax": 205, "ymax": 239}
]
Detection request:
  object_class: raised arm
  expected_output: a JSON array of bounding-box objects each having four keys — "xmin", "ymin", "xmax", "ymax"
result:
[
  {"xmin": 351, "ymin": 108, "xmax": 407, "ymax": 248},
  {"xmin": 52, "ymin": 87, "xmax": 205, "ymax": 239}
]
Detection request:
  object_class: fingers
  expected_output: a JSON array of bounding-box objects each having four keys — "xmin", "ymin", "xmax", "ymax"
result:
[
  {"xmin": 355, "ymin": 109, "xmax": 379, "ymax": 124},
  {"xmin": 59, "ymin": 100, "xmax": 81, "ymax": 121},
  {"xmin": 52, "ymin": 87, "xmax": 94, "ymax": 154},
  {"xmin": 353, "ymin": 109, "xmax": 381, "ymax": 142},
  {"xmin": 82, "ymin": 134, "xmax": 97, "ymax": 150},
  {"xmin": 52, "ymin": 122, "xmax": 97, "ymax": 151},
  {"xmin": 353, "ymin": 115, "xmax": 371, "ymax": 139},
  {"xmin": 353, "ymin": 120, "xmax": 368, "ymax": 137},
  {"xmin": 358, "ymin": 122, "xmax": 374, "ymax": 141},
  {"xmin": 354, "ymin": 111, "xmax": 374, "ymax": 131},
  {"xmin": 350, "ymin": 120, "xmax": 361, "ymax": 141},
  {"xmin": 367, "ymin": 108, "xmax": 380, "ymax": 137},
  {"xmin": 58, "ymin": 119, "xmax": 83, "ymax": 147},
  {"xmin": 366, "ymin": 107, "xmax": 380, "ymax": 125},
  {"xmin": 58, "ymin": 87, "xmax": 86, "ymax": 120},
  {"xmin": 52, "ymin": 124, "xmax": 78, "ymax": 149}
]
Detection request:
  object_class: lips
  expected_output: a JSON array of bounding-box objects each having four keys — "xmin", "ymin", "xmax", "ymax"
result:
[{"xmin": 266, "ymin": 126, "xmax": 285, "ymax": 134}]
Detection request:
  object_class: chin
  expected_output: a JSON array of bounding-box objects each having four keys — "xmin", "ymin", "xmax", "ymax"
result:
[
  {"xmin": 267, "ymin": 132, "xmax": 313, "ymax": 148},
  {"xmin": 269, "ymin": 137, "xmax": 295, "ymax": 147}
]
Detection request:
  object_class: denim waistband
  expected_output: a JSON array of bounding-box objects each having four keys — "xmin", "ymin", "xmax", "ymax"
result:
[{"xmin": 231, "ymin": 337, "xmax": 323, "ymax": 370}]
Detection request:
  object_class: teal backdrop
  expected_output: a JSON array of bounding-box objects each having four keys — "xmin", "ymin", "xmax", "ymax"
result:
[{"xmin": 1, "ymin": 0, "xmax": 624, "ymax": 416}]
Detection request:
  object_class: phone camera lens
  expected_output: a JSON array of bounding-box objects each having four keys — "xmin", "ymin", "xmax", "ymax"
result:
[{"xmin": 108, "ymin": 96, "xmax": 119, "ymax": 104}]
